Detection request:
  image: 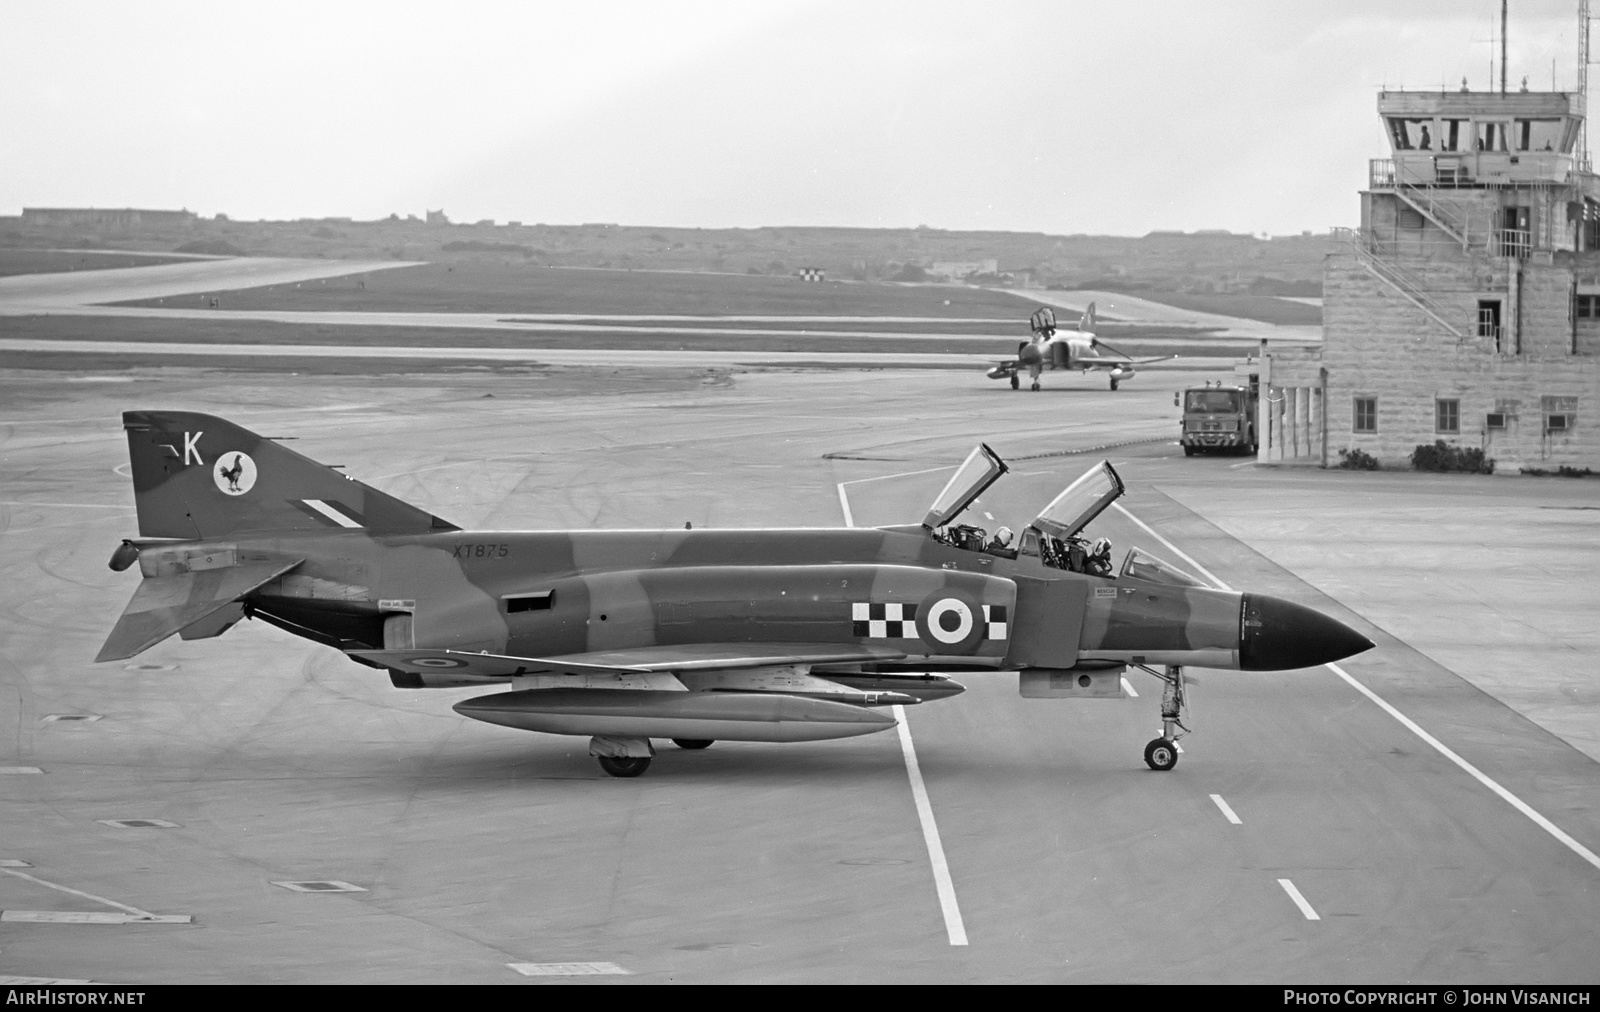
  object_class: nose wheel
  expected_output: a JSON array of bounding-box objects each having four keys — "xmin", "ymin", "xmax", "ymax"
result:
[
  {"xmin": 1134, "ymin": 664, "xmax": 1190, "ymax": 771},
  {"xmin": 1144, "ymin": 738, "xmax": 1178, "ymax": 771}
]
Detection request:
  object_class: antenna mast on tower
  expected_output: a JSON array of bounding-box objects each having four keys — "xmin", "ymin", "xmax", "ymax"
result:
[{"xmin": 1582, "ymin": 0, "xmax": 1593, "ymax": 171}]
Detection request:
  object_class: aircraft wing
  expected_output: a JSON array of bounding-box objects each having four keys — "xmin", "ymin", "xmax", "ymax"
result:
[
  {"xmin": 1085, "ymin": 337, "xmax": 1173, "ymax": 368},
  {"xmin": 349, "ymin": 642, "xmax": 910, "ymax": 679}
]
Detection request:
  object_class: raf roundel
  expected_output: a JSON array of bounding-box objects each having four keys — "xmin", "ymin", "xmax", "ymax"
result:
[
  {"xmin": 212, "ymin": 451, "xmax": 257, "ymax": 496},
  {"xmin": 916, "ymin": 592, "xmax": 986, "ymax": 653}
]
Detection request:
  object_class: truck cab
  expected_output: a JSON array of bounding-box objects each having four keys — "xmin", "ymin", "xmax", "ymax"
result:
[{"xmin": 1179, "ymin": 381, "xmax": 1258, "ymax": 456}]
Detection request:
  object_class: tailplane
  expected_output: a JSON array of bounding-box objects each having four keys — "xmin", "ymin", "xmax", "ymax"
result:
[{"xmin": 121, "ymin": 410, "xmax": 458, "ymax": 539}]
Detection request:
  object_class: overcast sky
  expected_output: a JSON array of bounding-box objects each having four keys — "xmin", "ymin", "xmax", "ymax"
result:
[{"xmin": 1, "ymin": 0, "xmax": 1589, "ymax": 235}]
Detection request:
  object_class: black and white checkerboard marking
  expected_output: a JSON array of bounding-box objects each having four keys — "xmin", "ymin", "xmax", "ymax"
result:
[
  {"xmin": 853, "ymin": 602, "xmax": 917, "ymax": 638},
  {"xmin": 853, "ymin": 602, "xmax": 1008, "ymax": 641},
  {"xmin": 983, "ymin": 604, "xmax": 1008, "ymax": 640}
]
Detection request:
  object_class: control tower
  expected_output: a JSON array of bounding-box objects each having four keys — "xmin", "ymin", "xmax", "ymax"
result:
[{"xmin": 1262, "ymin": 84, "xmax": 1600, "ymax": 470}]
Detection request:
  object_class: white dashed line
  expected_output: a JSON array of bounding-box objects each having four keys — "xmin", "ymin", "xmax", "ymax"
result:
[
  {"xmin": 1278, "ymin": 878, "xmax": 1321, "ymax": 920},
  {"xmin": 508, "ymin": 962, "xmax": 630, "ymax": 976},
  {"xmin": 1210, "ymin": 794, "xmax": 1242, "ymax": 824}
]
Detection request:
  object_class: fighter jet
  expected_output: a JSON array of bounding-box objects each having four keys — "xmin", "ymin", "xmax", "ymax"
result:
[
  {"xmin": 987, "ymin": 305, "xmax": 1170, "ymax": 391},
  {"xmin": 97, "ymin": 413, "xmax": 1371, "ymax": 777}
]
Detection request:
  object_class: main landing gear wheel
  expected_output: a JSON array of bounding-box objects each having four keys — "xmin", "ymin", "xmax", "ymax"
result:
[
  {"xmin": 1010, "ymin": 374, "xmax": 1020, "ymax": 390},
  {"xmin": 1110, "ymin": 378, "xmax": 1120, "ymax": 391},
  {"xmin": 1183, "ymin": 445, "xmax": 1196, "ymax": 457},
  {"xmin": 597, "ymin": 756, "xmax": 652, "ymax": 777},
  {"xmin": 1031, "ymin": 380, "xmax": 1040, "ymax": 391},
  {"xmin": 1143, "ymin": 738, "xmax": 1179, "ymax": 771},
  {"xmin": 672, "ymin": 738, "xmax": 714, "ymax": 750}
]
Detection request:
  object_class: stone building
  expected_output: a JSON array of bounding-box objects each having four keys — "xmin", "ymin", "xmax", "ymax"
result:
[
  {"xmin": 1262, "ymin": 86, "xmax": 1600, "ymax": 471},
  {"xmin": 20, "ymin": 207, "xmax": 196, "ymax": 228}
]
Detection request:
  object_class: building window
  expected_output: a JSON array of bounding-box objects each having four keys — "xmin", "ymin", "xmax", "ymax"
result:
[
  {"xmin": 1436, "ymin": 398, "xmax": 1460, "ymax": 434},
  {"xmin": 1477, "ymin": 300, "xmax": 1502, "ymax": 351},
  {"xmin": 1578, "ymin": 295, "xmax": 1600, "ymax": 319},
  {"xmin": 1353, "ymin": 397, "xmax": 1377, "ymax": 434},
  {"xmin": 1397, "ymin": 207, "xmax": 1425, "ymax": 231}
]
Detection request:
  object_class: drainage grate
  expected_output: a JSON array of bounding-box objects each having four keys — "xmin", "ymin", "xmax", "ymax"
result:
[
  {"xmin": 508, "ymin": 962, "xmax": 631, "ymax": 976},
  {"xmin": 97, "ymin": 819, "xmax": 179, "ymax": 829},
  {"xmin": 41, "ymin": 714, "xmax": 102, "ymax": 723},
  {"xmin": 272, "ymin": 880, "xmax": 366, "ymax": 893}
]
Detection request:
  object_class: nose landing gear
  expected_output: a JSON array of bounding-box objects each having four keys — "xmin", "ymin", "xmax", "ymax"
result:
[{"xmin": 1135, "ymin": 664, "xmax": 1189, "ymax": 771}]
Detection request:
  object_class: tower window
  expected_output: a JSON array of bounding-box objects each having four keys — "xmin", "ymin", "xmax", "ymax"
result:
[
  {"xmin": 1353, "ymin": 397, "xmax": 1377, "ymax": 434},
  {"xmin": 1477, "ymin": 300, "xmax": 1503, "ymax": 351}
]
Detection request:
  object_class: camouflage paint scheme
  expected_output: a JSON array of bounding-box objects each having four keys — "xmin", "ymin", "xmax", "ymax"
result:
[{"xmin": 98, "ymin": 411, "xmax": 1372, "ymax": 771}]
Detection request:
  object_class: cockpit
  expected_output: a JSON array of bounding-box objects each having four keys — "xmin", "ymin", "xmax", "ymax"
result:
[{"xmin": 922, "ymin": 444, "xmax": 1208, "ymax": 586}]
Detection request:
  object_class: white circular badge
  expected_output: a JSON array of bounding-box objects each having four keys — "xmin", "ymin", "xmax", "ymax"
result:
[
  {"xmin": 924, "ymin": 598, "xmax": 974, "ymax": 645},
  {"xmin": 213, "ymin": 451, "xmax": 257, "ymax": 496}
]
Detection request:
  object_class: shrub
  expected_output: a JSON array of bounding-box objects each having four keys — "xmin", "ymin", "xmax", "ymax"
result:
[
  {"xmin": 1410, "ymin": 440, "xmax": 1493, "ymax": 474},
  {"xmin": 1336, "ymin": 448, "xmax": 1380, "ymax": 470}
]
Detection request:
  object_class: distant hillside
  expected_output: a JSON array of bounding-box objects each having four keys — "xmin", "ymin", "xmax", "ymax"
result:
[{"xmin": 0, "ymin": 214, "xmax": 1333, "ymax": 295}]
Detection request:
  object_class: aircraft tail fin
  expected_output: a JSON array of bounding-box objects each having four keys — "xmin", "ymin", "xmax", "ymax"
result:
[
  {"xmin": 1079, "ymin": 302, "xmax": 1096, "ymax": 332},
  {"xmin": 120, "ymin": 410, "xmax": 459, "ymax": 539}
]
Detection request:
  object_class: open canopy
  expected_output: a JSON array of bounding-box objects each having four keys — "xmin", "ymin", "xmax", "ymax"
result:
[
  {"xmin": 1031, "ymin": 460, "xmax": 1125, "ymax": 541},
  {"xmin": 923, "ymin": 443, "xmax": 1008, "ymax": 529}
]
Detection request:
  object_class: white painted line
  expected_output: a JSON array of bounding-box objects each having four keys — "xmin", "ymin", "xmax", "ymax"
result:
[
  {"xmin": 1120, "ymin": 677, "xmax": 1138, "ymax": 697},
  {"xmin": 0, "ymin": 976, "xmax": 94, "ymax": 984},
  {"xmin": 508, "ymin": 962, "xmax": 630, "ymax": 976},
  {"xmin": 0, "ymin": 860, "xmax": 31, "ymax": 868},
  {"xmin": 1111, "ymin": 502, "xmax": 1229, "ymax": 590},
  {"xmin": 41, "ymin": 714, "xmax": 101, "ymax": 723},
  {"xmin": 96, "ymin": 818, "xmax": 178, "ymax": 829},
  {"xmin": 837, "ymin": 465, "xmax": 956, "ymax": 487},
  {"xmin": 837, "ymin": 477, "xmax": 967, "ymax": 946},
  {"xmin": 1, "ymin": 911, "xmax": 189, "ymax": 924},
  {"xmin": 1327, "ymin": 661, "xmax": 1600, "ymax": 874},
  {"xmin": 1210, "ymin": 794, "xmax": 1243, "ymax": 824},
  {"xmin": 0, "ymin": 501, "xmax": 130, "ymax": 509},
  {"xmin": 1278, "ymin": 879, "xmax": 1321, "ymax": 920},
  {"xmin": 0, "ymin": 767, "xmax": 43, "ymax": 775},
  {"xmin": 0, "ymin": 868, "xmax": 160, "ymax": 919},
  {"xmin": 893, "ymin": 704, "xmax": 969, "ymax": 946},
  {"xmin": 1118, "ymin": 502, "xmax": 1600, "ymax": 877}
]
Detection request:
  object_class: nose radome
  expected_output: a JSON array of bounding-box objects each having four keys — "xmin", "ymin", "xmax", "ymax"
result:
[{"xmin": 1239, "ymin": 593, "xmax": 1374, "ymax": 671}]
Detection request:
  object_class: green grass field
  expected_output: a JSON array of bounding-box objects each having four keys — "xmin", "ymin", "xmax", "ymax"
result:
[
  {"xmin": 0, "ymin": 248, "xmax": 193, "ymax": 277},
  {"xmin": 115, "ymin": 262, "xmax": 1048, "ymax": 318},
  {"xmin": 1111, "ymin": 290, "xmax": 1321, "ymax": 326}
]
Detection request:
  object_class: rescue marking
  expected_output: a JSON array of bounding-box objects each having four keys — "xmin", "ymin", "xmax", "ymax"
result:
[
  {"xmin": 1210, "ymin": 794, "xmax": 1242, "ymax": 824},
  {"xmin": 508, "ymin": 962, "xmax": 631, "ymax": 976},
  {"xmin": 893, "ymin": 704, "xmax": 969, "ymax": 946},
  {"xmin": 1278, "ymin": 878, "xmax": 1320, "ymax": 920},
  {"xmin": 1120, "ymin": 503, "xmax": 1600, "ymax": 876},
  {"xmin": 300, "ymin": 499, "xmax": 363, "ymax": 528}
]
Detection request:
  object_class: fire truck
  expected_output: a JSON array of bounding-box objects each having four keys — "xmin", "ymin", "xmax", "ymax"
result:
[{"xmin": 1178, "ymin": 377, "xmax": 1258, "ymax": 456}]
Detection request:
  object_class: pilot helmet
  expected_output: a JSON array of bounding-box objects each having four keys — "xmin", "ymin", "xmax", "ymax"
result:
[
  {"xmin": 995, "ymin": 526, "xmax": 1014, "ymax": 546},
  {"xmin": 1090, "ymin": 536, "xmax": 1111, "ymax": 558}
]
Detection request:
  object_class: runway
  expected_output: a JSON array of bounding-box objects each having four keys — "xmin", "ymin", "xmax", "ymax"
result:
[{"xmin": 1, "ymin": 364, "xmax": 1596, "ymax": 983}]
